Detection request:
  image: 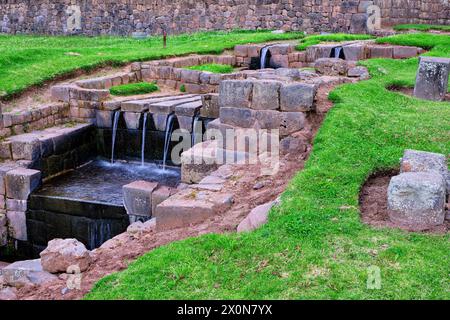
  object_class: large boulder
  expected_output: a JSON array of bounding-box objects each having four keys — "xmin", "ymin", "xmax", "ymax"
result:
[
  {"xmin": 400, "ymin": 149, "xmax": 449, "ymax": 192},
  {"xmin": 40, "ymin": 239, "xmax": 92, "ymax": 274},
  {"xmin": 388, "ymin": 172, "xmax": 446, "ymax": 230},
  {"xmin": 315, "ymin": 58, "xmax": 349, "ymax": 76},
  {"xmin": 1, "ymin": 259, "xmax": 57, "ymax": 288},
  {"xmin": 414, "ymin": 57, "xmax": 450, "ymax": 101}
]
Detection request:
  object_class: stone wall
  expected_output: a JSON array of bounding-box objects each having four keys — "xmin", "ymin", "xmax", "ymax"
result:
[{"xmin": 0, "ymin": 0, "xmax": 448, "ymax": 36}]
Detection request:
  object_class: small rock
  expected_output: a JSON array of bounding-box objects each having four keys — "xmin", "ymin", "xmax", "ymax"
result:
[
  {"xmin": 237, "ymin": 201, "xmax": 277, "ymax": 233},
  {"xmin": 40, "ymin": 239, "xmax": 92, "ymax": 274},
  {"xmin": 253, "ymin": 182, "xmax": 265, "ymax": 190},
  {"xmin": 0, "ymin": 287, "xmax": 17, "ymax": 300}
]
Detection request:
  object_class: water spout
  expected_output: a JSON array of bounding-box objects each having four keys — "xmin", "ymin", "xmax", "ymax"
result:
[
  {"xmin": 163, "ymin": 113, "xmax": 175, "ymax": 171},
  {"xmin": 141, "ymin": 112, "xmax": 148, "ymax": 166},
  {"xmin": 111, "ymin": 111, "xmax": 121, "ymax": 164},
  {"xmin": 191, "ymin": 114, "xmax": 201, "ymax": 147},
  {"xmin": 260, "ymin": 46, "xmax": 271, "ymax": 69},
  {"xmin": 334, "ymin": 46, "xmax": 343, "ymax": 59}
]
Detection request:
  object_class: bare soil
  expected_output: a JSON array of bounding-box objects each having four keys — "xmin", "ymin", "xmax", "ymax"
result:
[
  {"xmin": 388, "ymin": 85, "xmax": 450, "ymax": 102},
  {"xmin": 359, "ymin": 171, "xmax": 449, "ymax": 234}
]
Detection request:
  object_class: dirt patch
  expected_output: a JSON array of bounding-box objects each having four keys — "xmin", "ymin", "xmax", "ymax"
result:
[
  {"xmin": 359, "ymin": 171, "xmax": 449, "ymax": 234},
  {"xmin": 388, "ymin": 85, "xmax": 450, "ymax": 102},
  {"xmin": 1, "ymin": 65, "xmax": 128, "ymax": 113}
]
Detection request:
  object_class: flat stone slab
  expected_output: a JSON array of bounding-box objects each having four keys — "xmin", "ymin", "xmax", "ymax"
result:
[
  {"xmin": 121, "ymin": 94, "xmax": 197, "ymax": 112},
  {"xmin": 148, "ymin": 96, "xmax": 202, "ymax": 114},
  {"xmin": 123, "ymin": 181, "xmax": 159, "ymax": 217},
  {"xmin": 5, "ymin": 168, "xmax": 41, "ymax": 200},
  {"xmin": 175, "ymin": 100, "xmax": 203, "ymax": 117},
  {"xmin": 414, "ymin": 56, "xmax": 450, "ymax": 101},
  {"xmin": 388, "ymin": 172, "xmax": 446, "ymax": 230},
  {"xmin": 1, "ymin": 259, "xmax": 57, "ymax": 288},
  {"xmin": 155, "ymin": 189, "xmax": 233, "ymax": 231}
]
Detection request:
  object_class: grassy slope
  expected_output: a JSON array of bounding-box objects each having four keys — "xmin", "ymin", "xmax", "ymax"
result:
[
  {"xmin": 0, "ymin": 30, "xmax": 303, "ymax": 98},
  {"xmin": 296, "ymin": 34, "xmax": 375, "ymax": 51},
  {"xmin": 110, "ymin": 82, "xmax": 159, "ymax": 96},
  {"xmin": 394, "ymin": 24, "xmax": 450, "ymax": 32},
  {"xmin": 87, "ymin": 34, "xmax": 450, "ymax": 300},
  {"xmin": 187, "ymin": 63, "xmax": 235, "ymax": 74}
]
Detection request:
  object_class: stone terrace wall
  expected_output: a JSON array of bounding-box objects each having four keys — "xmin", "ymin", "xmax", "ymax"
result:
[{"xmin": 0, "ymin": 0, "xmax": 448, "ymax": 36}]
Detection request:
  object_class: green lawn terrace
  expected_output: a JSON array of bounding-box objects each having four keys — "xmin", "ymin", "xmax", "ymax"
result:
[{"xmin": 0, "ymin": 29, "xmax": 449, "ymax": 300}]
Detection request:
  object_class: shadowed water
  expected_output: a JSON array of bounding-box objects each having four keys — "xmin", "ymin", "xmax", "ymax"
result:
[{"xmin": 36, "ymin": 160, "xmax": 180, "ymax": 206}]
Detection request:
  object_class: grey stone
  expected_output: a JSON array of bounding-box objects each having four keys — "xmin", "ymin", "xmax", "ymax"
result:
[
  {"xmin": 6, "ymin": 199, "xmax": 27, "ymax": 212},
  {"xmin": 6, "ymin": 211, "xmax": 27, "ymax": 241},
  {"xmin": 280, "ymin": 83, "xmax": 316, "ymax": 112},
  {"xmin": 200, "ymin": 94, "xmax": 220, "ymax": 118},
  {"xmin": 251, "ymin": 80, "xmax": 281, "ymax": 110},
  {"xmin": 2, "ymin": 259, "xmax": 57, "ymax": 288},
  {"xmin": 349, "ymin": 13, "xmax": 368, "ymax": 34},
  {"xmin": 220, "ymin": 107, "xmax": 256, "ymax": 128},
  {"xmin": 5, "ymin": 168, "xmax": 41, "ymax": 200},
  {"xmin": 123, "ymin": 112, "xmax": 141, "ymax": 130},
  {"xmin": 153, "ymin": 113, "xmax": 170, "ymax": 132},
  {"xmin": 315, "ymin": 58, "xmax": 349, "ymax": 76},
  {"xmin": 50, "ymin": 85, "xmax": 72, "ymax": 102},
  {"xmin": 306, "ymin": 44, "xmax": 335, "ymax": 62},
  {"xmin": 414, "ymin": 57, "xmax": 450, "ymax": 101},
  {"xmin": 0, "ymin": 213, "xmax": 7, "ymax": 246},
  {"xmin": 274, "ymin": 68, "xmax": 301, "ymax": 80},
  {"xmin": 40, "ymin": 239, "xmax": 92, "ymax": 274},
  {"xmin": 400, "ymin": 149, "xmax": 449, "ymax": 191},
  {"xmin": 280, "ymin": 112, "xmax": 306, "ymax": 136},
  {"xmin": 255, "ymin": 110, "xmax": 281, "ymax": 129},
  {"xmin": 219, "ymin": 80, "xmax": 253, "ymax": 109},
  {"xmin": 123, "ymin": 181, "xmax": 158, "ymax": 217},
  {"xmin": 237, "ymin": 201, "xmax": 277, "ymax": 233},
  {"xmin": 8, "ymin": 134, "xmax": 41, "ymax": 161},
  {"xmin": 175, "ymin": 100, "xmax": 203, "ymax": 117},
  {"xmin": 95, "ymin": 110, "xmax": 115, "ymax": 128},
  {"xmin": 343, "ymin": 44, "xmax": 367, "ymax": 61},
  {"xmin": 348, "ymin": 66, "xmax": 370, "ymax": 79},
  {"xmin": 388, "ymin": 172, "xmax": 446, "ymax": 230}
]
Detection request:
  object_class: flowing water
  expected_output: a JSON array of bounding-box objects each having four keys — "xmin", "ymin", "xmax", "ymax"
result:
[
  {"xmin": 111, "ymin": 111, "xmax": 121, "ymax": 164},
  {"xmin": 334, "ymin": 46, "xmax": 343, "ymax": 59},
  {"xmin": 191, "ymin": 115, "xmax": 201, "ymax": 147},
  {"xmin": 260, "ymin": 46, "xmax": 271, "ymax": 69},
  {"xmin": 163, "ymin": 113, "xmax": 176, "ymax": 170},
  {"xmin": 141, "ymin": 112, "xmax": 148, "ymax": 166}
]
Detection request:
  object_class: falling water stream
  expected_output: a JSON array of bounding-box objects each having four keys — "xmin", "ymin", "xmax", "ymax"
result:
[
  {"xmin": 260, "ymin": 46, "xmax": 271, "ymax": 69},
  {"xmin": 191, "ymin": 114, "xmax": 201, "ymax": 147},
  {"xmin": 111, "ymin": 111, "xmax": 121, "ymax": 164},
  {"xmin": 334, "ymin": 46, "xmax": 343, "ymax": 59},
  {"xmin": 141, "ymin": 112, "xmax": 148, "ymax": 166},
  {"xmin": 162, "ymin": 113, "xmax": 176, "ymax": 171}
]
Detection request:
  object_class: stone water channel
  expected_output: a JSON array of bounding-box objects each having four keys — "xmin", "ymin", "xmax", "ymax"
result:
[{"xmin": 0, "ymin": 39, "xmax": 427, "ymax": 264}]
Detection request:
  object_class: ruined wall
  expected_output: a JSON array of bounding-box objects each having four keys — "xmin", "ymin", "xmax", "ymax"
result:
[{"xmin": 0, "ymin": 0, "xmax": 448, "ymax": 36}]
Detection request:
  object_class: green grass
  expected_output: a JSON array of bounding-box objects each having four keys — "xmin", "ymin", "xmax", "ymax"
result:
[
  {"xmin": 394, "ymin": 24, "xmax": 450, "ymax": 32},
  {"xmin": 0, "ymin": 30, "xmax": 304, "ymax": 99},
  {"xmin": 87, "ymin": 33, "xmax": 450, "ymax": 300},
  {"xmin": 109, "ymin": 82, "xmax": 159, "ymax": 96},
  {"xmin": 296, "ymin": 33, "xmax": 375, "ymax": 51},
  {"xmin": 187, "ymin": 63, "xmax": 235, "ymax": 74}
]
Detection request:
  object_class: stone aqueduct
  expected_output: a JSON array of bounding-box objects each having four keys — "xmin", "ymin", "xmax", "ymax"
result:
[{"xmin": 0, "ymin": 0, "xmax": 449, "ymax": 36}]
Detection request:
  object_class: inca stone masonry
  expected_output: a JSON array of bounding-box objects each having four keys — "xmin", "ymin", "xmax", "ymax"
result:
[{"xmin": 0, "ymin": 0, "xmax": 449, "ymax": 36}]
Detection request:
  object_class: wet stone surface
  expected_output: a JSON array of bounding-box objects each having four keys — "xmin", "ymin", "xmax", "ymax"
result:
[{"xmin": 34, "ymin": 160, "xmax": 180, "ymax": 206}]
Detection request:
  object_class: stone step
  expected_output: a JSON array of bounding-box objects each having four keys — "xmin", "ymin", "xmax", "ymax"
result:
[
  {"xmin": 148, "ymin": 95, "xmax": 202, "ymax": 114},
  {"xmin": 120, "ymin": 94, "xmax": 199, "ymax": 113},
  {"xmin": 155, "ymin": 188, "xmax": 233, "ymax": 231}
]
